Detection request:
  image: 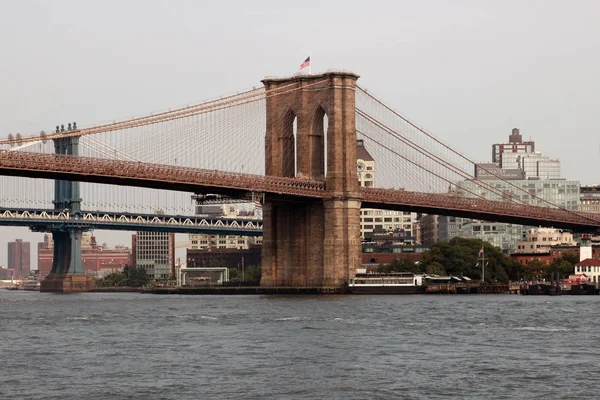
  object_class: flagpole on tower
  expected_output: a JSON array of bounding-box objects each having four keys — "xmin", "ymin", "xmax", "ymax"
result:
[{"xmin": 309, "ymin": 51, "xmax": 312, "ymax": 74}]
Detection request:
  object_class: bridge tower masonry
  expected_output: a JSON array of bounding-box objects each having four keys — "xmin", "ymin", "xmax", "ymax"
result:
[
  {"xmin": 260, "ymin": 71, "xmax": 362, "ymax": 288},
  {"xmin": 40, "ymin": 124, "xmax": 94, "ymax": 292}
]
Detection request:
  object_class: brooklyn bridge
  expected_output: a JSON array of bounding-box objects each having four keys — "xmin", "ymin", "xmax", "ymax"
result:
[{"xmin": 1, "ymin": 71, "xmax": 598, "ymax": 291}]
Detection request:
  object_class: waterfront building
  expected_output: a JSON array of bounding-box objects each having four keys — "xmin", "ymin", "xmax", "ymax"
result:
[
  {"xmin": 574, "ymin": 258, "xmax": 600, "ymax": 285},
  {"xmin": 459, "ymin": 221, "xmax": 525, "ymax": 253},
  {"xmin": 419, "ymin": 215, "xmax": 462, "ymax": 245},
  {"xmin": 186, "ymin": 245, "xmax": 262, "ymax": 271},
  {"xmin": 176, "ymin": 266, "xmax": 230, "ymax": 287},
  {"xmin": 438, "ymin": 216, "xmax": 461, "ymax": 243},
  {"xmin": 413, "ymin": 220, "xmax": 421, "ymax": 245},
  {"xmin": 580, "ymin": 185, "xmax": 600, "ymax": 214},
  {"xmin": 132, "ymin": 232, "xmax": 175, "ymax": 280},
  {"xmin": 188, "ymin": 205, "xmax": 262, "ymax": 251},
  {"xmin": 510, "ymin": 243, "xmax": 600, "ymax": 266},
  {"xmin": 38, "ymin": 234, "xmax": 130, "ymax": 278},
  {"xmin": 358, "ymin": 139, "xmax": 414, "ymax": 239},
  {"xmin": 418, "ymin": 214, "xmax": 438, "ymax": 246},
  {"xmin": 8, "ymin": 239, "xmax": 30, "ymax": 279},
  {"xmin": 515, "ymin": 228, "xmax": 575, "ymax": 254}
]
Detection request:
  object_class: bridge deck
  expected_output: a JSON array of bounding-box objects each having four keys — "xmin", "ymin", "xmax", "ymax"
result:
[{"xmin": 1, "ymin": 151, "xmax": 598, "ymax": 232}]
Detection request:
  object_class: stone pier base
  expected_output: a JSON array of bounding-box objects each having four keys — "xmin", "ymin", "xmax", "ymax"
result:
[{"xmin": 40, "ymin": 274, "xmax": 96, "ymax": 293}]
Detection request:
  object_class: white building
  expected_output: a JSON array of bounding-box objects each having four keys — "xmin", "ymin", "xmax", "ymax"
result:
[
  {"xmin": 357, "ymin": 139, "xmax": 414, "ymax": 239},
  {"xmin": 515, "ymin": 228, "xmax": 575, "ymax": 254},
  {"xmin": 189, "ymin": 205, "xmax": 262, "ymax": 250},
  {"xmin": 574, "ymin": 259, "xmax": 600, "ymax": 285}
]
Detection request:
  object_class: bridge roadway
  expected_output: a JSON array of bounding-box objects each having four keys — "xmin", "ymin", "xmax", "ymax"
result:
[
  {"xmin": 0, "ymin": 207, "xmax": 263, "ymax": 235},
  {"xmin": 1, "ymin": 151, "xmax": 599, "ymax": 232}
]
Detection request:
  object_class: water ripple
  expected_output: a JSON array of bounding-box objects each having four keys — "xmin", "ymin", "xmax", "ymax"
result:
[{"xmin": 1, "ymin": 292, "xmax": 600, "ymax": 399}]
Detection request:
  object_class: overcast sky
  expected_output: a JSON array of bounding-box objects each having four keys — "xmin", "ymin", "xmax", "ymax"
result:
[{"xmin": 1, "ymin": 0, "xmax": 599, "ymax": 269}]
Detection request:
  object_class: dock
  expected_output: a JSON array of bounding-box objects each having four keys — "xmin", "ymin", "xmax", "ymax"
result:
[
  {"xmin": 425, "ymin": 283, "xmax": 508, "ymax": 294},
  {"xmin": 141, "ymin": 286, "xmax": 346, "ymax": 295}
]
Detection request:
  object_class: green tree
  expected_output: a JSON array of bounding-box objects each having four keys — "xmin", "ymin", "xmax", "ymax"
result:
[
  {"xmin": 122, "ymin": 265, "xmax": 149, "ymax": 287},
  {"xmin": 97, "ymin": 272, "xmax": 126, "ymax": 287},
  {"xmin": 229, "ymin": 268, "xmax": 240, "ymax": 281},
  {"xmin": 522, "ymin": 259, "xmax": 548, "ymax": 280},
  {"xmin": 378, "ymin": 259, "xmax": 421, "ymax": 274},
  {"xmin": 562, "ymin": 252, "xmax": 579, "ymax": 265},
  {"xmin": 419, "ymin": 237, "xmax": 512, "ymax": 283},
  {"xmin": 424, "ymin": 261, "xmax": 445, "ymax": 276},
  {"xmin": 244, "ymin": 265, "xmax": 261, "ymax": 283},
  {"xmin": 548, "ymin": 253, "xmax": 578, "ymax": 279}
]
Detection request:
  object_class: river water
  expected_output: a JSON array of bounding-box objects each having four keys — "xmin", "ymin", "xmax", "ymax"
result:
[{"xmin": 1, "ymin": 291, "xmax": 599, "ymax": 399}]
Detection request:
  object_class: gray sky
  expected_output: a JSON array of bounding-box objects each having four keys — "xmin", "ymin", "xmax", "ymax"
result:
[{"xmin": 1, "ymin": 0, "xmax": 599, "ymax": 268}]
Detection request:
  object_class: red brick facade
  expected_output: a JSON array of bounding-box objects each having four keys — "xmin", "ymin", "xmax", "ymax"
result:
[
  {"xmin": 510, "ymin": 246, "xmax": 600, "ymax": 265},
  {"xmin": 38, "ymin": 248, "xmax": 130, "ymax": 277}
]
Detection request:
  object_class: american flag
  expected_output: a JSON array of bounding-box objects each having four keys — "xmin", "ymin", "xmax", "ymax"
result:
[{"xmin": 300, "ymin": 56, "xmax": 311, "ymax": 70}]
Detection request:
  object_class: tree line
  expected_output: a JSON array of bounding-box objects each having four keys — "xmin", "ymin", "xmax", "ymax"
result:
[
  {"xmin": 96, "ymin": 265, "xmax": 149, "ymax": 287},
  {"xmin": 377, "ymin": 237, "xmax": 579, "ymax": 283}
]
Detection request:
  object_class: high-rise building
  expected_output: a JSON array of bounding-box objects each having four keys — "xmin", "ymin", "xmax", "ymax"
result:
[
  {"xmin": 423, "ymin": 128, "xmax": 577, "ymax": 253},
  {"xmin": 133, "ymin": 232, "xmax": 175, "ymax": 280},
  {"xmin": 459, "ymin": 128, "xmax": 576, "ymax": 253},
  {"xmin": 357, "ymin": 140, "xmax": 414, "ymax": 239},
  {"xmin": 8, "ymin": 239, "xmax": 30, "ymax": 279},
  {"xmin": 490, "ymin": 128, "xmax": 559, "ymax": 179},
  {"xmin": 492, "ymin": 128, "xmax": 535, "ymax": 167}
]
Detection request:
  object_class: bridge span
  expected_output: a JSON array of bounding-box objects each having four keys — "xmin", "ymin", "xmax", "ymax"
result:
[
  {"xmin": 1, "ymin": 150, "xmax": 598, "ymax": 232},
  {"xmin": 2, "ymin": 70, "xmax": 598, "ymax": 290}
]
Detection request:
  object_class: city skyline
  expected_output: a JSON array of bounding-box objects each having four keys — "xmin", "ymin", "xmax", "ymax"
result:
[{"xmin": 1, "ymin": 1, "xmax": 599, "ymax": 268}]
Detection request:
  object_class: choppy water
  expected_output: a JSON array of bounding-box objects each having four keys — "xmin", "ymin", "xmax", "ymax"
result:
[{"xmin": 1, "ymin": 291, "xmax": 599, "ymax": 399}]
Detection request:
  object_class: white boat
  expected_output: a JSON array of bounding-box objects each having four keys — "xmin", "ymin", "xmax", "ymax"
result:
[
  {"xmin": 348, "ymin": 271, "xmax": 425, "ymax": 294},
  {"xmin": 20, "ymin": 281, "xmax": 41, "ymax": 291}
]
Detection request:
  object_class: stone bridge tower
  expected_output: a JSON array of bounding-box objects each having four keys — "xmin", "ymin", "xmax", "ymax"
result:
[{"xmin": 260, "ymin": 71, "xmax": 362, "ymax": 288}]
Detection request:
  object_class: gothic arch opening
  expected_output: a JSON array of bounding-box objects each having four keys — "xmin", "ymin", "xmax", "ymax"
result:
[
  {"xmin": 281, "ymin": 109, "xmax": 297, "ymax": 177},
  {"xmin": 311, "ymin": 106, "xmax": 328, "ymax": 179}
]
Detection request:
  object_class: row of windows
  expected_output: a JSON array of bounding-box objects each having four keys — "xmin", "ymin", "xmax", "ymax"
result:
[
  {"xmin": 576, "ymin": 266, "xmax": 600, "ymax": 273},
  {"xmin": 361, "ymin": 217, "xmax": 412, "ymax": 223},
  {"xmin": 361, "ymin": 210, "xmax": 411, "ymax": 216},
  {"xmin": 362, "ymin": 224, "xmax": 412, "ymax": 231},
  {"xmin": 526, "ymin": 236, "xmax": 569, "ymax": 242}
]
